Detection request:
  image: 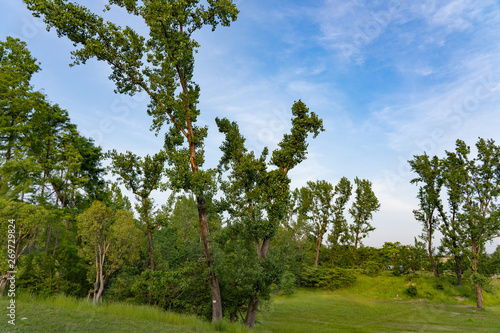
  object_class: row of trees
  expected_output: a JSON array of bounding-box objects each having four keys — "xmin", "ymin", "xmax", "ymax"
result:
[
  {"xmin": 409, "ymin": 138, "xmax": 500, "ymax": 309},
  {"xmin": 0, "ymin": 29, "xmax": 382, "ymax": 328},
  {"xmin": 286, "ymin": 177, "xmax": 380, "ymax": 269},
  {"xmin": 1, "ymin": 1, "xmax": 498, "ymax": 329}
]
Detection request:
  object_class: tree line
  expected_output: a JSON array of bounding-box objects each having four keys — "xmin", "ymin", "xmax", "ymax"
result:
[
  {"xmin": 0, "ymin": 29, "xmax": 379, "ymax": 328},
  {"xmin": 0, "ymin": 0, "xmax": 499, "ymax": 329},
  {"xmin": 409, "ymin": 139, "xmax": 500, "ymax": 309}
]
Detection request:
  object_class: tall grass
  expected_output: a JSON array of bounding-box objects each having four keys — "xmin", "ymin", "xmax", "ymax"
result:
[{"xmin": 3, "ymin": 293, "xmax": 252, "ymax": 332}]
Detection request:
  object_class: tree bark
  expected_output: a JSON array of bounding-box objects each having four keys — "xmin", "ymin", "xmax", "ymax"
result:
[
  {"xmin": 475, "ymin": 282, "xmax": 483, "ymax": 309},
  {"xmin": 244, "ymin": 296, "xmax": 259, "ymax": 329},
  {"xmin": 95, "ymin": 272, "xmax": 105, "ymax": 305},
  {"xmin": 196, "ymin": 195, "xmax": 222, "ymax": 321}
]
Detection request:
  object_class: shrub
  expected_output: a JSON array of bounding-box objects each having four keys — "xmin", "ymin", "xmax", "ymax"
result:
[
  {"xmin": 279, "ymin": 271, "xmax": 297, "ymax": 295},
  {"xmin": 405, "ymin": 284, "xmax": 418, "ymax": 297},
  {"xmin": 362, "ymin": 260, "xmax": 382, "ymax": 276},
  {"xmin": 301, "ymin": 266, "xmax": 356, "ymax": 290},
  {"xmin": 434, "ymin": 281, "xmax": 444, "ymax": 290}
]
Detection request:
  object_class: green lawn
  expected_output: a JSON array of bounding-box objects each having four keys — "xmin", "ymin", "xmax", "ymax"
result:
[
  {"xmin": 258, "ymin": 289, "xmax": 500, "ymax": 332},
  {"xmin": 1, "ymin": 273, "xmax": 499, "ymax": 332}
]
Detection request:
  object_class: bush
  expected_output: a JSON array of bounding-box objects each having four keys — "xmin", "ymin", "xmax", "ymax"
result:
[
  {"xmin": 301, "ymin": 266, "xmax": 356, "ymax": 290},
  {"xmin": 279, "ymin": 271, "xmax": 297, "ymax": 295},
  {"xmin": 405, "ymin": 284, "xmax": 418, "ymax": 297},
  {"xmin": 434, "ymin": 281, "xmax": 444, "ymax": 290},
  {"xmin": 362, "ymin": 260, "xmax": 382, "ymax": 276}
]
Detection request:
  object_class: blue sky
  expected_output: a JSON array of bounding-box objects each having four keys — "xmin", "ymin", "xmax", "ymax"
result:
[{"xmin": 2, "ymin": 0, "xmax": 500, "ymax": 251}]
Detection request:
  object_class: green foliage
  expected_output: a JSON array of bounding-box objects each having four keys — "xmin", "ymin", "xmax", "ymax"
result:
[
  {"xmin": 362, "ymin": 260, "xmax": 383, "ymax": 276},
  {"xmin": 0, "ymin": 36, "xmax": 105, "ymax": 206},
  {"xmin": 409, "ymin": 138, "xmax": 500, "ymax": 307},
  {"xmin": 349, "ymin": 178, "xmax": 380, "ymax": 267},
  {"xmin": 130, "ymin": 263, "xmax": 211, "ymax": 317},
  {"xmin": 409, "ymin": 153, "xmax": 444, "ymax": 278},
  {"xmin": 300, "ymin": 266, "xmax": 356, "ymax": 290},
  {"xmin": 215, "ymin": 101, "xmax": 323, "ymax": 326},
  {"xmin": 77, "ymin": 201, "xmax": 142, "ymax": 304},
  {"xmin": 278, "ymin": 271, "xmax": 297, "ymax": 295}
]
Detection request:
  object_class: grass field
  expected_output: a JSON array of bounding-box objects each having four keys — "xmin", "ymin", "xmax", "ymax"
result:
[{"xmin": 1, "ymin": 272, "xmax": 499, "ymax": 332}]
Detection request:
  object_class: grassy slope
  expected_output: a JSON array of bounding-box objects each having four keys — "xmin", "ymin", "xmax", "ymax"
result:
[
  {"xmin": 1, "ymin": 273, "xmax": 499, "ymax": 332},
  {"xmin": 0, "ymin": 294, "xmax": 249, "ymax": 333},
  {"xmin": 257, "ymin": 272, "xmax": 500, "ymax": 332}
]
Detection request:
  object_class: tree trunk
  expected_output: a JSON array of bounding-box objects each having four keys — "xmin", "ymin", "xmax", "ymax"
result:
[
  {"xmin": 94, "ymin": 274, "xmax": 105, "ymax": 305},
  {"xmin": 428, "ymin": 232, "xmax": 439, "ymax": 278},
  {"xmin": 314, "ymin": 233, "xmax": 323, "ymax": 267},
  {"xmin": 472, "ymin": 243, "xmax": 482, "ymax": 309},
  {"xmin": 92, "ymin": 244, "xmax": 99, "ymax": 305},
  {"xmin": 352, "ymin": 236, "xmax": 359, "ymax": 269},
  {"xmin": 147, "ymin": 230, "xmax": 155, "ymax": 271},
  {"xmin": 245, "ymin": 237, "xmax": 272, "ymax": 329},
  {"xmin": 0, "ymin": 272, "xmax": 13, "ymax": 294},
  {"xmin": 454, "ymin": 255, "xmax": 462, "ymax": 286},
  {"xmin": 196, "ymin": 195, "xmax": 222, "ymax": 321},
  {"xmin": 244, "ymin": 296, "xmax": 259, "ymax": 329},
  {"xmin": 475, "ymin": 282, "xmax": 483, "ymax": 309},
  {"xmin": 429, "ymin": 252, "xmax": 439, "ymax": 278}
]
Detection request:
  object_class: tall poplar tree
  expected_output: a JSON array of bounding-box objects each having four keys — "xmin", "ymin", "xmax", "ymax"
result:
[
  {"xmin": 306, "ymin": 180, "xmax": 334, "ymax": 267},
  {"xmin": 329, "ymin": 177, "xmax": 352, "ymax": 265},
  {"xmin": 24, "ymin": 0, "xmax": 238, "ymax": 320},
  {"xmin": 409, "ymin": 154, "xmax": 443, "ymax": 278},
  {"xmin": 216, "ymin": 100, "xmax": 323, "ymax": 328},
  {"xmin": 440, "ymin": 152, "xmax": 466, "ymax": 285},
  {"xmin": 349, "ymin": 177, "xmax": 380, "ymax": 268},
  {"xmin": 450, "ymin": 138, "xmax": 500, "ymax": 308}
]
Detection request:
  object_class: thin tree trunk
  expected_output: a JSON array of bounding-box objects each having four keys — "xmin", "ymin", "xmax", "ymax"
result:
[
  {"xmin": 196, "ymin": 195, "xmax": 222, "ymax": 321},
  {"xmin": 93, "ymin": 244, "xmax": 99, "ymax": 305},
  {"xmin": 314, "ymin": 233, "xmax": 323, "ymax": 267},
  {"xmin": 147, "ymin": 231, "xmax": 155, "ymax": 271},
  {"xmin": 95, "ymin": 273, "xmax": 105, "ymax": 305},
  {"xmin": 428, "ymin": 229, "xmax": 439, "ymax": 278},
  {"xmin": 454, "ymin": 255, "xmax": 462, "ymax": 286},
  {"xmin": 472, "ymin": 243, "xmax": 483, "ymax": 309},
  {"xmin": 429, "ymin": 251, "xmax": 439, "ymax": 278},
  {"xmin": 352, "ymin": 235, "xmax": 359, "ymax": 269}
]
